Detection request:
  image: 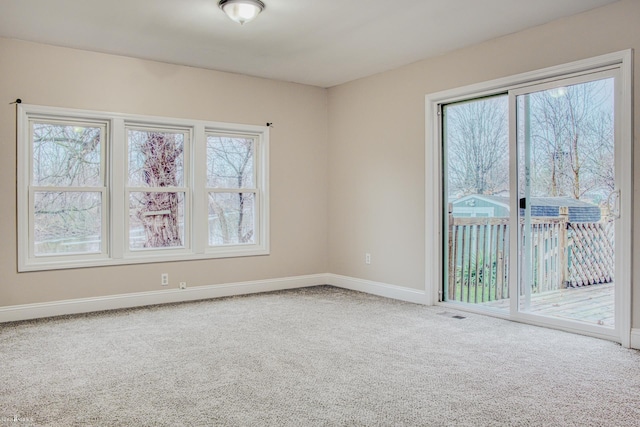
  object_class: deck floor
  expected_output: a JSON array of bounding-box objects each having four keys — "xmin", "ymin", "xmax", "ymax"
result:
[{"xmin": 480, "ymin": 283, "xmax": 614, "ymax": 326}]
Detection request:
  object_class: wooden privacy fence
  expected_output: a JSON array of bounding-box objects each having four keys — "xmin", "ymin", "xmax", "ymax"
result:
[{"xmin": 447, "ymin": 210, "xmax": 614, "ymax": 304}]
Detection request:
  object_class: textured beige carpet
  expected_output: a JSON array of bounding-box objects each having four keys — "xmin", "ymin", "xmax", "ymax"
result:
[{"xmin": 1, "ymin": 285, "xmax": 639, "ymax": 426}]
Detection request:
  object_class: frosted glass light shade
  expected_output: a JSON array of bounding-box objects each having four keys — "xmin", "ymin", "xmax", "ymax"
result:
[{"xmin": 219, "ymin": 0, "xmax": 265, "ymax": 25}]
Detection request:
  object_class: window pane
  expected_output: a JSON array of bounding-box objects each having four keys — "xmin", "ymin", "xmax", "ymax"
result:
[
  {"xmin": 34, "ymin": 191, "xmax": 102, "ymax": 255},
  {"xmin": 129, "ymin": 192, "xmax": 184, "ymax": 250},
  {"xmin": 443, "ymin": 95, "xmax": 510, "ymax": 308},
  {"xmin": 518, "ymin": 78, "xmax": 614, "ymax": 200},
  {"xmin": 517, "ymin": 78, "xmax": 615, "ymax": 325},
  {"xmin": 33, "ymin": 122, "xmax": 102, "ymax": 187},
  {"xmin": 208, "ymin": 192, "xmax": 255, "ymax": 245},
  {"xmin": 207, "ymin": 136, "xmax": 254, "ymax": 188},
  {"xmin": 128, "ymin": 130, "xmax": 184, "ymax": 187}
]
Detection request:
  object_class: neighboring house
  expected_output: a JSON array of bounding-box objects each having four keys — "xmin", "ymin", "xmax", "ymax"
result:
[
  {"xmin": 451, "ymin": 195, "xmax": 601, "ymax": 222},
  {"xmin": 450, "ymin": 195, "xmax": 510, "ymax": 218}
]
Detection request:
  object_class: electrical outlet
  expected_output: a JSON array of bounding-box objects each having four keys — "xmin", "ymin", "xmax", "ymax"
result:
[
  {"xmin": 179, "ymin": 282, "xmax": 187, "ymax": 290},
  {"xmin": 161, "ymin": 273, "xmax": 169, "ymax": 286},
  {"xmin": 365, "ymin": 253, "xmax": 371, "ymax": 265}
]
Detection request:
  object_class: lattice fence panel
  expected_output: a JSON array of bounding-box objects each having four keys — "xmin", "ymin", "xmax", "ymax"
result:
[{"xmin": 567, "ymin": 222, "xmax": 614, "ymax": 287}]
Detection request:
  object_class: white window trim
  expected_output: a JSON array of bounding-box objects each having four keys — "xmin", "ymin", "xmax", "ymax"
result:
[
  {"xmin": 22, "ymin": 115, "xmax": 110, "ymax": 266},
  {"xmin": 17, "ymin": 104, "xmax": 270, "ymax": 271},
  {"xmin": 204, "ymin": 130, "xmax": 265, "ymax": 255}
]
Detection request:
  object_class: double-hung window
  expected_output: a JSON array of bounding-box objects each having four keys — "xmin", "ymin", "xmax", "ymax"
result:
[
  {"xmin": 126, "ymin": 126, "xmax": 190, "ymax": 253},
  {"xmin": 28, "ymin": 118, "xmax": 108, "ymax": 260},
  {"xmin": 206, "ymin": 133, "xmax": 258, "ymax": 248},
  {"xmin": 18, "ymin": 105, "xmax": 269, "ymax": 271}
]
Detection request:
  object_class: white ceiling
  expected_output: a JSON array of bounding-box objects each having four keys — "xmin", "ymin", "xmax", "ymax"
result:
[{"xmin": 0, "ymin": 0, "xmax": 619, "ymax": 88}]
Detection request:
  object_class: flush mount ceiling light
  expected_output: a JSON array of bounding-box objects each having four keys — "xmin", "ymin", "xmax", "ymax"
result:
[{"xmin": 219, "ymin": 0, "xmax": 265, "ymax": 25}]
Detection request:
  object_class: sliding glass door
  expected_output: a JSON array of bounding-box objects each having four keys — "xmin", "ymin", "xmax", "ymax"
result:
[
  {"xmin": 442, "ymin": 95, "xmax": 510, "ymax": 313},
  {"xmin": 441, "ymin": 65, "xmax": 627, "ymax": 339},
  {"xmin": 514, "ymin": 70, "xmax": 618, "ymax": 328}
]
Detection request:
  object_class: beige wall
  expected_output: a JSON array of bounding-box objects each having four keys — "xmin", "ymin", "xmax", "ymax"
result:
[
  {"xmin": 0, "ymin": 38, "xmax": 329, "ymax": 306},
  {"xmin": 1, "ymin": 1, "xmax": 638, "ymax": 330},
  {"xmin": 327, "ymin": 1, "xmax": 639, "ymax": 324}
]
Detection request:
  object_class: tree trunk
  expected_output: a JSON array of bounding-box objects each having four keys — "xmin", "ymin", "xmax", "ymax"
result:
[{"xmin": 139, "ymin": 132, "xmax": 182, "ymax": 248}]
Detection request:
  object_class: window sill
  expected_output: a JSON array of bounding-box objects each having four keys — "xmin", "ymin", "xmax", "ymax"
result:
[{"xmin": 18, "ymin": 247, "xmax": 270, "ymax": 272}]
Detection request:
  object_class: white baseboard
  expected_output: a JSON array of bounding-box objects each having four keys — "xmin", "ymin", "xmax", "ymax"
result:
[
  {"xmin": 0, "ymin": 274, "xmax": 327, "ymax": 323},
  {"xmin": 631, "ymin": 329, "xmax": 640, "ymax": 350},
  {"xmin": 0, "ymin": 273, "xmax": 429, "ymax": 323},
  {"xmin": 326, "ymin": 274, "xmax": 428, "ymax": 304},
  {"xmin": 3, "ymin": 271, "xmax": 628, "ymax": 345}
]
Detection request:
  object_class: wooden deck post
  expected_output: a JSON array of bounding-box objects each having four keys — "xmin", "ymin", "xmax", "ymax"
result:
[
  {"xmin": 447, "ymin": 203, "xmax": 455, "ymax": 301},
  {"xmin": 496, "ymin": 249, "xmax": 504, "ymax": 300},
  {"xmin": 558, "ymin": 207, "xmax": 569, "ymax": 289}
]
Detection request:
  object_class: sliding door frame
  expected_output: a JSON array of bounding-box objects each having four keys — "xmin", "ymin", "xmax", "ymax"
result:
[{"xmin": 425, "ymin": 50, "xmax": 633, "ymax": 346}]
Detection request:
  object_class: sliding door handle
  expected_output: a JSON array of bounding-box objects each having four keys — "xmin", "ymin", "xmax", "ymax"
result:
[{"xmin": 606, "ymin": 190, "xmax": 621, "ymax": 220}]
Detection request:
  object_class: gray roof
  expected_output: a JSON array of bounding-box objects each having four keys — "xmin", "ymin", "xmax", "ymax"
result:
[
  {"xmin": 457, "ymin": 195, "xmax": 598, "ymax": 209},
  {"xmin": 528, "ymin": 197, "xmax": 599, "ymax": 208},
  {"xmin": 452, "ymin": 195, "xmax": 601, "ymax": 222}
]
